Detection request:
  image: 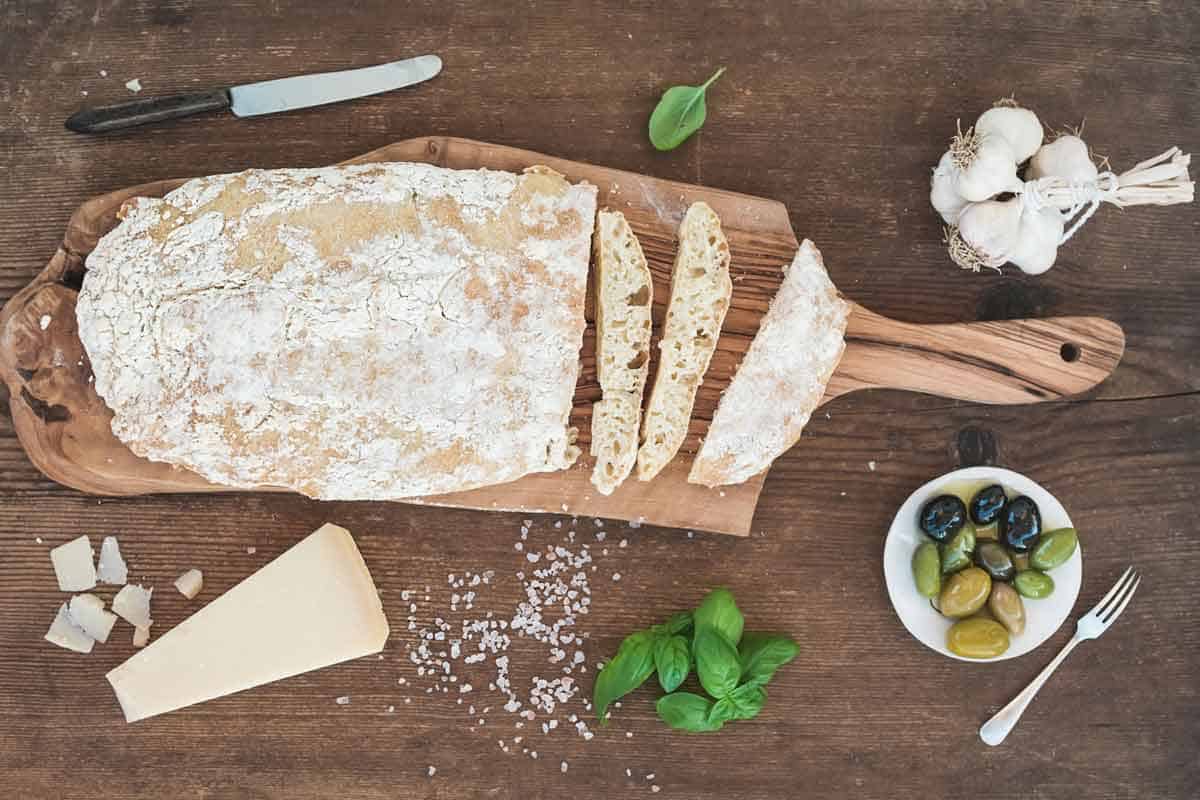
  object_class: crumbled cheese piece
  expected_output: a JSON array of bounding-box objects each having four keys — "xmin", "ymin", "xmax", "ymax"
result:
[
  {"xmin": 132, "ymin": 625, "xmax": 151, "ymax": 648},
  {"xmin": 50, "ymin": 536, "xmax": 97, "ymax": 591},
  {"xmin": 868, "ymin": 460, "xmax": 877, "ymax": 471},
  {"xmin": 39, "ymin": 314, "xmax": 51, "ymax": 330},
  {"xmin": 646, "ymin": 773, "xmax": 656, "ymax": 780},
  {"xmin": 427, "ymin": 766, "xmax": 436, "ymax": 777},
  {"xmin": 97, "ymin": 536, "xmax": 128, "ymax": 585},
  {"xmin": 112, "ymin": 584, "xmax": 153, "ymax": 628},
  {"xmin": 68, "ymin": 593, "xmax": 118, "ymax": 643},
  {"xmin": 651, "ymin": 786, "xmax": 661, "ymax": 793},
  {"xmin": 174, "ymin": 568, "xmax": 204, "ymax": 599},
  {"xmin": 246, "ymin": 546, "xmax": 257, "ymax": 555},
  {"xmin": 99, "ymin": 69, "xmax": 108, "ymax": 77},
  {"xmin": 335, "ymin": 695, "xmax": 351, "ymax": 705},
  {"xmin": 560, "ymin": 761, "xmax": 569, "ymax": 773},
  {"xmin": 45, "ymin": 602, "xmax": 94, "ymax": 653}
]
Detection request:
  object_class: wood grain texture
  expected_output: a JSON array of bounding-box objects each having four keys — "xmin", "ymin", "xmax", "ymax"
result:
[
  {"xmin": 0, "ymin": 1, "xmax": 1197, "ymax": 799},
  {"xmin": 0, "ymin": 137, "xmax": 1123, "ymax": 535}
]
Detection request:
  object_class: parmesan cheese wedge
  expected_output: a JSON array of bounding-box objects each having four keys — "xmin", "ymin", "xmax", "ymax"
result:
[
  {"xmin": 106, "ymin": 523, "xmax": 388, "ymax": 723},
  {"xmin": 174, "ymin": 568, "xmax": 203, "ymax": 600}
]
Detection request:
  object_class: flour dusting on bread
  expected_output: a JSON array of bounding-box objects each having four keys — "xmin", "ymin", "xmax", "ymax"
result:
[
  {"xmin": 689, "ymin": 240, "xmax": 849, "ymax": 487},
  {"xmin": 77, "ymin": 163, "xmax": 597, "ymax": 499}
]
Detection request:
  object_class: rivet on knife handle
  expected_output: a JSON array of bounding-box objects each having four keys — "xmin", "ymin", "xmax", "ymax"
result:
[{"xmin": 65, "ymin": 90, "xmax": 233, "ymax": 134}]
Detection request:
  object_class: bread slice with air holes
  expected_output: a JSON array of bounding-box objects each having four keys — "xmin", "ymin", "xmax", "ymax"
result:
[
  {"xmin": 636, "ymin": 201, "xmax": 732, "ymax": 482},
  {"xmin": 688, "ymin": 240, "xmax": 850, "ymax": 487},
  {"xmin": 589, "ymin": 210, "xmax": 654, "ymax": 495}
]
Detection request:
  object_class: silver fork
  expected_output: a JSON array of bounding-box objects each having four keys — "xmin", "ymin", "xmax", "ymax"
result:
[{"xmin": 980, "ymin": 566, "xmax": 1141, "ymax": 746}]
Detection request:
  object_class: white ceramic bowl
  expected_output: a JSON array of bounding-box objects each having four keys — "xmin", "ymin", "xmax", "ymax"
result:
[{"xmin": 883, "ymin": 466, "xmax": 1082, "ymax": 662}]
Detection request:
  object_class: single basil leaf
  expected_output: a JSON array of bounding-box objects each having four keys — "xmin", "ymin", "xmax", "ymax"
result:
[
  {"xmin": 694, "ymin": 628, "xmax": 741, "ymax": 699},
  {"xmin": 593, "ymin": 630, "xmax": 656, "ymax": 724},
  {"xmin": 738, "ymin": 632, "xmax": 799, "ymax": 686},
  {"xmin": 726, "ymin": 683, "xmax": 768, "ymax": 720},
  {"xmin": 707, "ymin": 696, "xmax": 737, "ymax": 725},
  {"xmin": 647, "ymin": 67, "xmax": 726, "ymax": 151},
  {"xmin": 693, "ymin": 588, "xmax": 744, "ymax": 645},
  {"xmin": 665, "ymin": 611, "xmax": 693, "ymax": 635},
  {"xmin": 654, "ymin": 634, "xmax": 691, "ymax": 692},
  {"xmin": 656, "ymin": 692, "xmax": 724, "ymax": 732}
]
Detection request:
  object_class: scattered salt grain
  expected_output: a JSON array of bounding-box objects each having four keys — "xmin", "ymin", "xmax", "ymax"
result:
[
  {"xmin": 246, "ymin": 546, "xmax": 256, "ymax": 555},
  {"xmin": 561, "ymin": 761, "xmax": 569, "ymax": 773},
  {"xmin": 651, "ymin": 786, "xmax": 661, "ymax": 793},
  {"xmin": 612, "ymin": 573, "xmax": 621, "ymax": 582},
  {"xmin": 99, "ymin": 69, "xmax": 108, "ymax": 77},
  {"xmin": 868, "ymin": 460, "xmax": 876, "ymax": 471},
  {"xmin": 427, "ymin": 766, "xmax": 436, "ymax": 777},
  {"xmin": 647, "ymin": 773, "xmax": 656, "ymax": 780},
  {"xmin": 39, "ymin": 314, "xmax": 51, "ymax": 330},
  {"xmin": 335, "ymin": 695, "xmax": 350, "ymax": 705},
  {"xmin": 387, "ymin": 705, "xmax": 395, "ymax": 713},
  {"xmin": 626, "ymin": 768, "xmax": 633, "ymax": 777}
]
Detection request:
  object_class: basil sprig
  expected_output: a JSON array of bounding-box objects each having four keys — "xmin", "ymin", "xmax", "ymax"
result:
[{"xmin": 593, "ymin": 588, "xmax": 798, "ymax": 733}]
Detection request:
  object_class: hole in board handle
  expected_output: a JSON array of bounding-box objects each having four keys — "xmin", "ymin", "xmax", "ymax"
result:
[{"xmin": 1060, "ymin": 342, "xmax": 1081, "ymax": 363}]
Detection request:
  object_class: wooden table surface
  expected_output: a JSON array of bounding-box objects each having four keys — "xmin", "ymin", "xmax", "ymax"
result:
[{"xmin": 1, "ymin": 2, "xmax": 1197, "ymax": 798}]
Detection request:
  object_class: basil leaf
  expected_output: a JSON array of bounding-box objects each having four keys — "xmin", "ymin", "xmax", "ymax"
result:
[
  {"xmin": 707, "ymin": 696, "xmax": 737, "ymax": 726},
  {"xmin": 738, "ymin": 632, "xmax": 799, "ymax": 686},
  {"xmin": 647, "ymin": 67, "xmax": 726, "ymax": 151},
  {"xmin": 726, "ymin": 683, "xmax": 768, "ymax": 720},
  {"xmin": 593, "ymin": 630, "xmax": 656, "ymax": 724},
  {"xmin": 665, "ymin": 611, "xmax": 693, "ymax": 635},
  {"xmin": 656, "ymin": 692, "xmax": 724, "ymax": 732},
  {"xmin": 694, "ymin": 588, "xmax": 744, "ymax": 645},
  {"xmin": 694, "ymin": 628, "xmax": 740, "ymax": 699},
  {"xmin": 654, "ymin": 634, "xmax": 691, "ymax": 692}
]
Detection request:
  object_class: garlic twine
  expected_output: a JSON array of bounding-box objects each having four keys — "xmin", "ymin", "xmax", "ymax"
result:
[{"xmin": 1021, "ymin": 147, "xmax": 1193, "ymax": 244}]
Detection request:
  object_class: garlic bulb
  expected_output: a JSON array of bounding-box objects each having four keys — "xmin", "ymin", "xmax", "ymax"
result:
[
  {"xmin": 931, "ymin": 150, "xmax": 969, "ymax": 224},
  {"xmin": 1027, "ymin": 135, "xmax": 1098, "ymax": 183},
  {"xmin": 951, "ymin": 127, "xmax": 1024, "ymax": 202},
  {"xmin": 947, "ymin": 197, "xmax": 1023, "ymax": 271},
  {"xmin": 1008, "ymin": 206, "xmax": 1065, "ymax": 275},
  {"xmin": 976, "ymin": 101, "xmax": 1044, "ymax": 163}
]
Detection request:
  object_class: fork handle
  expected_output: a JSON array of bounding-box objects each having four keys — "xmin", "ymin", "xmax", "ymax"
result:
[{"xmin": 980, "ymin": 635, "xmax": 1083, "ymax": 746}]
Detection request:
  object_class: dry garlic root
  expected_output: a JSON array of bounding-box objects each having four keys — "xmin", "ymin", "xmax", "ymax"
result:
[{"xmin": 933, "ymin": 99, "xmax": 1194, "ymax": 275}]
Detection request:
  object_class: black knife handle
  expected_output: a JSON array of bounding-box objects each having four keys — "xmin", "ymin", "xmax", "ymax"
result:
[{"xmin": 65, "ymin": 89, "xmax": 232, "ymax": 133}]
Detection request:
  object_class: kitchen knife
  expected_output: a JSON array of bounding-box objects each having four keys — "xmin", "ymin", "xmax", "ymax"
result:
[{"xmin": 65, "ymin": 54, "xmax": 443, "ymax": 134}]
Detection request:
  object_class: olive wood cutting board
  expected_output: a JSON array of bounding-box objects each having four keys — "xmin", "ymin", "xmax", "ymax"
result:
[{"xmin": 0, "ymin": 137, "xmax": 1125, "ymax": 535}]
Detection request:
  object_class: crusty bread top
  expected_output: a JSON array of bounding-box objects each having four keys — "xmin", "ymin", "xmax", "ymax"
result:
[
  {"xmin": 689, "ymin": 240, "xmax": 849, "ymax": 487},
  {"xmin": 77, "ymin": 162, "xmax": 597, "ymax": 499},
  {"xmin": 636, "ymin": 201, "xmax": 731, "ymax": 482}
]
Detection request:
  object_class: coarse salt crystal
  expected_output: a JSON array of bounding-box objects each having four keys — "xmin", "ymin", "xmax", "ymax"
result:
[
  {"xmin": 561, "ymin": 761, "xmax": 569, "ymax": 773},
  {"xmin": 335, "ymin": 695, "xmax": 350, "ymax": 705},
  {"xmin": 427, "ymin": 766, "xmax": 436, "ymax": 777}
]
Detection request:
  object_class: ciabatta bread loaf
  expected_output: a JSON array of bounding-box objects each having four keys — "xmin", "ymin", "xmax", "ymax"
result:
[
  {"xmin": 589, "ymin": 210, "xmax": 653, "ymax": 495},
  {"xmin": 636, "ymin": 202, "xmax": 731, "ymax": 482},
  {"xmin": 76, "ymin": 163, "xmax": 597, "ymax": 499},
  {"xmin": 689, "ymin": 240, "xmax": 849, "ymax": 487}
]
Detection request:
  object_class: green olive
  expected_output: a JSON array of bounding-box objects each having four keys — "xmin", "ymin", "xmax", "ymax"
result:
[
  {"xmin": 938, "ymin": 567, "xmax": 992, "ymax": 618},
  {"xmin": 1014, "ymin": 569, "xmax": 1055, "ymax": 599},
  {"xmin": 911, "ymin": 542, "xmax": 942, "ymax": 598},
  {"xmin": 947, "ymin": 617, "xmax": 1010, "ymax": 658},
  {"xmin": 1031, "ymin": 527, "xmax": 1078, "ymax": 571},
  {"xmin": 974, "ymin": 522, "xmax": 1000, "ymax": 541},
  {"xmin": 940, "ymin": 521, "xmax": 977, "ymax": 574},
  {"xmin": 988, "ymin": 582, "xmax": 1026, "ymax": 636},
  {"xmin": 1012, "ymin": 552, "xmax": 1030, "ymax": 571}
]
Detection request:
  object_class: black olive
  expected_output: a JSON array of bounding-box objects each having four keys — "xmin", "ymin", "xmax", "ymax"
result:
[
  {"xmin": 919, "ymin": 494, "xmax": 966, "ymax": 543},
  {"xmin": 1001, "ymin": 495, "xmax": 1042, "ymax": 552},
  {"xmin": 974, "ymin": 541, "xmax": 1016, "ymax": 582},
  {"xmin": 970, "ymin": 484, "xmax": 1008, "ymax": 526}
]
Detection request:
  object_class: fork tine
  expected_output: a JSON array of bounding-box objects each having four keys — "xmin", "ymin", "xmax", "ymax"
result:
[
  {"xmin": 1101, "ymin": 574, "xmax": 1141, "ymax": 626},
  {"xmin": 1091, "ymin": 566, "xmax": 1135, "ymax": 616}
]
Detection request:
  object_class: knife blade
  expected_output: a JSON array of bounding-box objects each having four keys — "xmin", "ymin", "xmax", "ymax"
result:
[{"xmin": 65, "ymin": 54, "xmax": 443, "ymax": 134}]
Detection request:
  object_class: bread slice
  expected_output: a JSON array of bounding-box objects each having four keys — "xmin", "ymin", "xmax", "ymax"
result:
[
  {"xmin": 590, "ymin": 211, "xmax": 655, "ymax": 494},
  {"xmin": 689, "ymin": 240, "xmax": 849, "ymax": 487},
  {"xmin": 636, "ymin": 202, "xmax": 732, "ymax": 482}
]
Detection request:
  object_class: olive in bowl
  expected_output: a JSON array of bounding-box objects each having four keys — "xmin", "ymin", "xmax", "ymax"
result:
[
  {"xmin": 919, "ymin": 494, "xmax": 967, "ymax": 543},
  {"xmin": 969, "ymin": 484, "xmax": 1007, "ymax": 526},
  {"xmin": 1001, "ymin": 495, "xmax": 1042, "ymax": 552}
]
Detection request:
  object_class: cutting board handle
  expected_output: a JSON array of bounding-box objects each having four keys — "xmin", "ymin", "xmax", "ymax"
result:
[{"xmin": 821, "ymin": 303, "xmax": 1125, "ymax": 405}]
